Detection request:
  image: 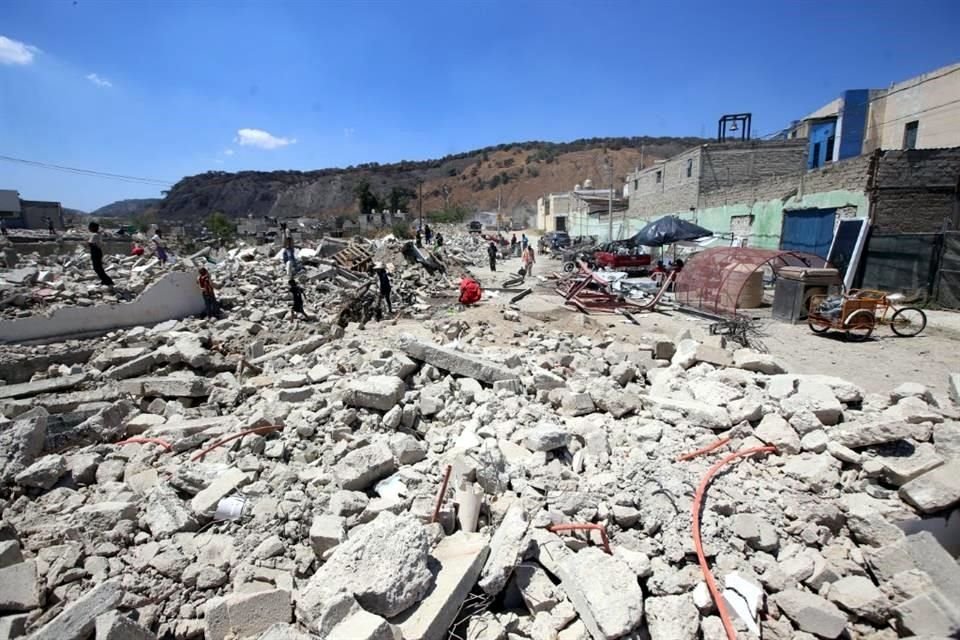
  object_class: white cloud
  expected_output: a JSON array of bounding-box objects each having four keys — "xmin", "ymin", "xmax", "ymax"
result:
[
  {"xmin": 223, "ymin": 148, "xmax": 235, "ymax": 156},
  {"xmin": 235, "ymin": 128, "xmax": 296, "ymax": 150},
  {"xmin": 86, "ymin": 73, "xmax": 113, "ymax": 88},
  {"xmin": 0, "ymin": 35, "xmax": 40, "ymax": 66}
]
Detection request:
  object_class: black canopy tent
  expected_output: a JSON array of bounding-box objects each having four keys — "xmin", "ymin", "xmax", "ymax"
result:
[{"xmin": 628, "ymin": 216, "xmax": 713, "ymax": 247}]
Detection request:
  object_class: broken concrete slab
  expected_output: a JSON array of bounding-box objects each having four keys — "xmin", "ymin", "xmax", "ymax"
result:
[
  {"xmin": 190, "ymin": 467, "xmax": 250, "ymax": 517},
  {"xmin": 754, "ymin": 414, "xmax": 801, "ymax": 455},
  {"xmin": 875, "ymin": 442, "xmax": 944, "ymax": 486},
  {"xmin": 733, "ymin": 349, "xmax": 787, "ymax": 375},
  {"xmin": 0, "ymin": 561, "xmax": 40, "ymax": 612},
  {"xmin": 299, "ymin": 512, "xmax": 433, "ymax": 622},
  {"xmin": 773, "ymin": 588, "xmax": 847, "ymax": 638},
  {"xmin": 827, "ymin": 575, "xmax": 889, "ymax": 624},
  {"xmin": 645, "ymin": 594, "xmax": 699, "ymax": 640},
  {"xmin": 250, "ymin": 335, "xmax": 328, "ymax": 367},
  {"xmin": 391, "ymin": 532, "xmax": 489, "ymax": 640},
  {"xmin": 345, "ymin": 375, "xmax": 406, "ymax": 412},
  {"xmin": 557, "ymin": 547, "xmax": 644, "ymax": 640},
  {"xmin": 204, "ymin": 588, "xmax": 292, "ymax": 640},
  {"xmin": 895, "ymin": 589, "xmax": 960, "ymax": 637},
  {"xmin": 0, "ymin": 271, "xmax": 205, "ymax": 343},
  {"xmin": 513, "ymin": 562, "xmax": 560, "ymax": 614},
  {"xmin": 119, "ymin": 374, "xmax": 211, "ymax": 398},
  {"xmin": 333, "ymin": 442, "xmax": 397, "ymax": 491},
  {"xmin": 832, "ymin": 419, "xmax": 933, "ymax": 449},
  {"xmin": 478, "ymin": 501, "xmax": 530, "ymax": 596},
  {"xmin": 0, "ymin": 373, "xmax": 87, "ymax": 400},
  {"xmin": 899, "ymin": 459, "xmax": 960, "ymax": 513},
  {"xmin": 14, "ymin": 454, "xmax": 66, "ymax": 489},
  {"xmin": 401, "ymin": 338, "xmax": 517, "ymax": 384},
  {"xmin": 781, "ymin": 380, "xmax": 843, "ymax": 425},
  {"xmin": 31, "ymin": 578, "xmax": 124, "ymax": 640},
  {"xmin": 95, "ymin": 610, "xmax": 157, "ymax": 639},
  {"xmin": 143, "ymin": 486, "xmax": 199, "ymax": 537},
  {"xmin": 309, "ymin": 514, "xmax": 347, "ymax": 557}
]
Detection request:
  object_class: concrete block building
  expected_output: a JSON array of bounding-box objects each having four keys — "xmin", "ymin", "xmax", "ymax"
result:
[{"xmin": 0, "ymin": 189, "xmax": 65, "ymax": 230}]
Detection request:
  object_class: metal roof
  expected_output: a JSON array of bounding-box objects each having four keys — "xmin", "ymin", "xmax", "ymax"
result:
[{"xmin": 0, "ymin": 190, "xmax": 21, "ymax": 214}]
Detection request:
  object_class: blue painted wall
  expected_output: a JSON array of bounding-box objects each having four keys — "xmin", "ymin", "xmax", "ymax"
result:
[
  {"xmin": 838, "ymin": 89, "xmax": 869, "ymax": 160},
  {"xmin": 807, "ymin": 121, "xmax": 836, "ymax": 169}
]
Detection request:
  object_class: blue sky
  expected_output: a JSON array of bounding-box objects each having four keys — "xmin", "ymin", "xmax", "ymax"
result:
[{"xmin": 2, "ymin": 0, "xmax": 959, "ymax": 211}]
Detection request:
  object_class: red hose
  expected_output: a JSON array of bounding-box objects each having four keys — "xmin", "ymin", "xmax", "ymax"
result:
[
  {"xmin": 115, "ymin": 437, "xmax": 173, "ymax": 451},
  {"xmin": 431, "ymin": 465, "xmax": 453, "ymax": 524},
  {"xmin": 690, "ymin": 445, "xmax": 776, "ymax": 640},
  {"xmin": 190, "ymin": 425, "xmax": 282, "ymax": 461},
  {"xmin": 675, "ymin": 437, "xmax": 731, "ymax": 462}
]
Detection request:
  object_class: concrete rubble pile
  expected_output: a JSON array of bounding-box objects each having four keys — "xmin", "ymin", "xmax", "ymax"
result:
[
  {"xmin": 1, "ymin": 236, "xmax": 959, "ymax": 640},
  {"xmin": 0, "ymin": 245, "xmax": 186, "ymax": 319}
]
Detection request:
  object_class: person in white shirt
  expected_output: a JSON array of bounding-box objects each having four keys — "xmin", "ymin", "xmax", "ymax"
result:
[{"xmin": 151, "ymin": 229, "xmax": 168, "ymax": 265}]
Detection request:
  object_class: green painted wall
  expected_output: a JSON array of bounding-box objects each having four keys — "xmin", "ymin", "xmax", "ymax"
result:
[{"xmin": 609, "ymin": 188, "xmax": 868, "ymax": 249}]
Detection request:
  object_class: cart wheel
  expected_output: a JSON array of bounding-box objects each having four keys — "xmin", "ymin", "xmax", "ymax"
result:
[
  {"xmin": 890, "ymin": 307, "xmax": 927, "ymax": 337},
  {"xmin": 807, "ymin": 316, "xmax": 830, "ymax": 334},
  {"xmin": 562, "ymin": 261, "xmax": 576, "ymax": 273},
  {"xmin": 844, "ymin": 310, "xmax": 875, "ymax": 342}
]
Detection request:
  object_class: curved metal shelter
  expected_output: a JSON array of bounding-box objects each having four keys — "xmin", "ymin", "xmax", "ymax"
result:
[{"xmin": 675, "ymin": 247, "xmax": 828, "ymax": 317}]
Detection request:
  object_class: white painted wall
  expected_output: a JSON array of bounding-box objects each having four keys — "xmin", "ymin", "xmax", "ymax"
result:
[{"xmin": 0, "ymin": 271, "xmax": 206, "ymax": 343}]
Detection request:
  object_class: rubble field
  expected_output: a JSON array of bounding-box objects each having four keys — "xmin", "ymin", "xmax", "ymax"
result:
[{"xmin": 1, "ymin": 231, "xmax": 960, "ymax": 640}]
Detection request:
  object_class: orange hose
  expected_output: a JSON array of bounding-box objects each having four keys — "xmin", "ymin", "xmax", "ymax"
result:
[
  {"xmin": 115, "ymin": 437, "xmax": 173, "ymax": 451},
  {"xmin": 675, "ymin": 437, "xmax": 731, "ymax": 462},
  {"xmin": 190, "ymin": 425, "xmax": 282, "ymax": 461},
  {"xmin": 690, "ymin": 446, "xmax": 776, "ymax": 640}
]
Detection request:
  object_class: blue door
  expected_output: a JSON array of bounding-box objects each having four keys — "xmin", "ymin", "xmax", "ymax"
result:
[{"xmin": 780, "ymin": 208, "xmax": 837, "ymax": 258}]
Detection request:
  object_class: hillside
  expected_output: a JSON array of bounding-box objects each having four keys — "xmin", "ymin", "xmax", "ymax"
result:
[
  {"xmin": 91, "ymin": 198, "xmax": 162, "ymax": 218},
  {"xmin": 157, "ymin": 137, "xmax": 707, "ymax": 222}
]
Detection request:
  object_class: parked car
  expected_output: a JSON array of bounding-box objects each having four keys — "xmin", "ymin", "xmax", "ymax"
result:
[
  {"xmin": 541, "ymin": 231, "xmax": 572, "ymax": 252},
  {"xmin": 467, "ymin": 221, "xmax": 483, "ymax": 233}
]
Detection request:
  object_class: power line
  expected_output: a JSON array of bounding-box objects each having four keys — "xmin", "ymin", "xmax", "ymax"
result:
[{"xmin": 0, "ymin": 154, "xmax": 174, "ymax": 187}]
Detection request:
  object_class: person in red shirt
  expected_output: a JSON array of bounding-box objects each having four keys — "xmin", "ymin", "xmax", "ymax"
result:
[
  {"xmin": 131, "ymin": 242, "xmax": 145, "ymax": 257},
  {"xmin": 651, "ymin": 260, "xmax": 667, "ymax": 285},
  {"xmin": 197, "ymin": 267, "xmax": 218, "ymax": 318}
]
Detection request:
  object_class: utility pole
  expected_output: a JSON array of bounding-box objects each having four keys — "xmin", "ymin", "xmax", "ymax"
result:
[
  {"xmin": 418, "ymin": 180, "xmax": 423, "ymax": 232},
  {"xmin": 497, "ymin": 184, "xmax": 502, "ymax": 232},
  {"xmin": 605, "ymin": 158, "xmax": 614, "ymax": 242}
]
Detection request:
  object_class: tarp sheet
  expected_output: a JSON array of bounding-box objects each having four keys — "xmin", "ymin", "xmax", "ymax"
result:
[{"xmin": 629, "ymin": 216, "xmax": 713, "ymax": 247}]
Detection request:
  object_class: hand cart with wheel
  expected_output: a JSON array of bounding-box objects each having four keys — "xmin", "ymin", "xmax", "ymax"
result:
[
  {"xmin": 807, "ymin": 294, "xmax": 879, "ymax": 341},
  {"xmin": 846, "ymin": 289, "xmax": 927, "ymax": 337}
]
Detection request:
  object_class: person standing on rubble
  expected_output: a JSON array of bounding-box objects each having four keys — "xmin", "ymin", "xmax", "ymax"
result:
[
  {"xmin": 521, "ymin": 233, "xmax": 529, "ymax": 253},
  {"xmin": 1, "ymin": 218, "xmax": 7, "ymax": 236},
  {"xmin": 47, "ymin": 217, "xmax": 55, "ymax": 236},
  {"xmin": 151, "ymin": 228, "xmax": 168, "ymax": 265},
  {"xmin": 87, "ymin": 221, "xmax": 115, "ymax": 287},
  {"xmin": 289, "ymin": 278, "xmax": 308, "ymax": 318},
  {"xmin": 435, "ymin": 232, "xmax": 444, "ymax": 248},
  {"xmin": 282, "ymin": 236, "xmax": 298, "ymax": 277},
  {"xmin": 415, "ymin": 228, "xmax": 423, "ymax": 248},
  {"xmin": 197, "ymin": 267, "xmax": 219, "ymax": 318},
  {"xmin": 522, "ymin": 243, "xmax": 536, "ymax": 277},
  {"xmin": 424, "ymin": 225, "xmax": 433, "ymax": 244},
  {"xmin": 487, "ymin": 240, "xmax": 498, "ymax": 272},
  {"xmin": 373, "ymin": 262, "xmax": 394, "ymax": 315},
  {"xmin": 510, "ymin": 233, "xmax": 517, "ymax": 256}
]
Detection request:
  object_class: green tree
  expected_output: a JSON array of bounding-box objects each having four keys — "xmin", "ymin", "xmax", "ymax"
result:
[
  {"xmin": 132, "ymin": 210, "xmax": 157, "ymax": 234},
  {"xmin": 387, "ymin": 186, "xmax": 416, "ymax": 213},
  {"xmin": 207, "ymin": 211, "xmax": 236, "ymax": 240},
  {"xmin": 353, "ymin": 179, "xmax": 382, "ymax": 214}
]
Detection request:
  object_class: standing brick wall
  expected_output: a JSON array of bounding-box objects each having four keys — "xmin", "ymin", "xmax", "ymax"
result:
[{"xmin": 872, "ymin": 148, "xmax": 960, "ymax": 232}]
